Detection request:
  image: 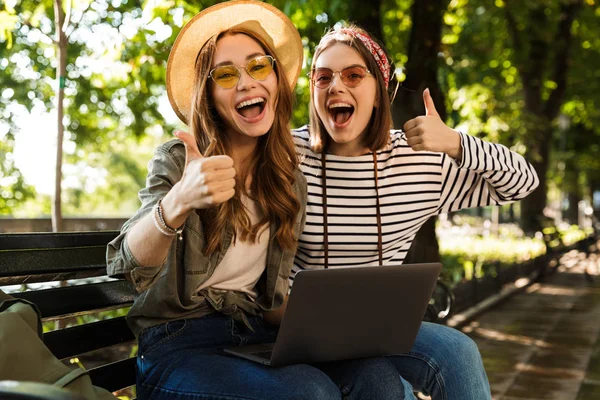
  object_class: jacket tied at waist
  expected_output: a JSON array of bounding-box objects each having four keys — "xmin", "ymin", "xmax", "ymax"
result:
[{"xmin": 200, "ymin": 287, "xmax": 261, "ymax": 330}]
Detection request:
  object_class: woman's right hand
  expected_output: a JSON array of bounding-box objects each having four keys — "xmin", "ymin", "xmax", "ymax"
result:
[
  {"xmin": 173, "ymin": 130, "xmax": 236, "ymax": 213},
  {"xmin": 263, "ymin": 295, "xmax": 289, "ymax": 326}
]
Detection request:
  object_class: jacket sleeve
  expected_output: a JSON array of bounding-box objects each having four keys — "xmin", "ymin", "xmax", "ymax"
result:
[
  {"xmin": 106, "ymin": 142, "xmax": 184, "ymax": 292},
  {"xmin": 295, "ymin": 169, "xmax": 308, "ymax": 236},
  {"xmin": 437, "ymin": 131, "xmax": 539, "ymax": 213}
]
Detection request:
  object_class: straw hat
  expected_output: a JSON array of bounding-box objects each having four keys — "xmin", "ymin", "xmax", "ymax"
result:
[{"xmin": 166, "ymin": 0, "xmax": 303, "ymax": 125}]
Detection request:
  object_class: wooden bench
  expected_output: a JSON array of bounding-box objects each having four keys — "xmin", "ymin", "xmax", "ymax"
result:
[
  {"xmin": 402, "ymin": 226, "xmax": 454, "ymax": 324},
  {"xmin": 0, "ymin": 229, "xmax": 454, "ymax": 400},
  {"xmin": 0, "ymin": 231, "xmax": 136, "ymax": 396},
  {"xmin": 423, "ymin": 279, "xmax": 454, "ymax": 324},
  {"xmin": 537, "ymin": 217, "xmax": 599, "ymax": 282}
]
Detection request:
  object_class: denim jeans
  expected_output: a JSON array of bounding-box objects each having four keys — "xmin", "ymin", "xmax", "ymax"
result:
[
  {"xmin": 390, "ymin": 322, "xmax": 492, "ymax": 400},
  {"xmin": 136, "ymin": 313, "xmax": 407, "ymax": 400}
]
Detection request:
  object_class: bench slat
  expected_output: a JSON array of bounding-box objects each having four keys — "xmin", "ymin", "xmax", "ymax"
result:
[
  {"xmin": 0, "ymin": 269, "xmax": 107, "ymax": 286},
  {"xmin": 0, "ymin": 231, "xmax": 119, "ymax": 250},
  {"xmin": 88, "ymin": 357, "xmax": 137, "ymax": 393},
  {"xmin": 12, "ymin": 281, "xmax": 135, "ymax": 319},
  {"xmin": 45, "ymin": 316, "xmax": 135, "ymax": 360},
  {"xmin": 1, "ymin": 231, "xmax": 137, "ymax": 393},
  {"xmin": 0, "ymin": 247, "xmax": 108, "ymax": 277}
]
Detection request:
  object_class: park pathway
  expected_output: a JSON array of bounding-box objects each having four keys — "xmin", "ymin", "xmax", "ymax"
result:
[{"xmin": 461, "ymin": 241, "xmax": 600, "ymax": 400}]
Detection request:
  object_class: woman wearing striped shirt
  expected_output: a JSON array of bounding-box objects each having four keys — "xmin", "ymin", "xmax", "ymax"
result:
[{"xmin": 289, "ymin": 24, "xmax": 539, "ymax": 399}]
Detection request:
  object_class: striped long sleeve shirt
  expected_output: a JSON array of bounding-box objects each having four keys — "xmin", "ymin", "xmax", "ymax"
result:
[{"xmin": 291, "ymin": 125, "xmax": 539, "ymax": 279}]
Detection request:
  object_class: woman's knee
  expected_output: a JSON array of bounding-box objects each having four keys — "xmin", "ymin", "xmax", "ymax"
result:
[
  {"xmin": 283, "ymin": 365, "xmax": 341, "ymax": 400},
  {"xmin": 139, "ymin": 356, "xmax": 342, "ymax": 400},
  {"xmin": 415, "ymin": 323, "xmax": 484, "ymax": 367},
  {"xmin": 317, "ymin": 357, "xmax": 406, "ymax": 400},
  {"xmin": 420, "ymin": 322, "xmax": 478, "ymax": 349},
  {"xmin": 346, "ymin": 358, "xmax": 407, "ymax": 399},
  {"xmin": 442, "ymin": 327, "xmax": 481, "ymax": 363}
]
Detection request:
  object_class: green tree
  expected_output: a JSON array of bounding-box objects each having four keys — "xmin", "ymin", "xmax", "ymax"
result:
[
  {"xmin": 1, "ymin": 0, "xmax": 195, "ymax": 219},
  {"xmin": 447, "ymin": 0, "xmax": 590, "ymax": 233},
  {"xmin": 0, "ymin": 1, "xmax": 37, "ymax": 216},
  {"xmin": 4, "ymin": 0, "xmax": 597, "ymax": 231},
  {"xmin": 505, "ymin": 0, "xmax": 585, "ymax": 233},
  {"xmin": 0, "ymin": 133, "xmax": 36, "ymax": 216},
  {"xmin": 557, "ymin": 1, "xmax": 600, "ymax": 222}
]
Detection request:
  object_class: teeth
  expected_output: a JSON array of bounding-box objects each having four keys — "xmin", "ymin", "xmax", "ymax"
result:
[
  {"xmin": 328, "ymin": 102, "xmax": 353, "ymax": 110},
  {"xmin": 236, "ymin": 98, "xmax": 265, "ymax": 109}
]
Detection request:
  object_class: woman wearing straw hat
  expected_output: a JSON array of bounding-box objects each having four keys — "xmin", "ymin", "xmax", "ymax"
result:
[{"xmin": 107, "ymin": 1, "xmax": 404, "ymax": 399}]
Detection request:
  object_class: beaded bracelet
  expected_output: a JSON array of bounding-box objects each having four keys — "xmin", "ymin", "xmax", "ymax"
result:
[{"xmin": 153, "ymin": 199, "xmax": 184, "ymax": 240}]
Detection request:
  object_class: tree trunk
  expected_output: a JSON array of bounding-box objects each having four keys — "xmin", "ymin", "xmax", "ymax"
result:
[
  {"xmin": 52, "ymin": 0, "xmax": 66, "ymax": 233},
  {"xmin": 392, "ymin": 0, "xmax": 448, "ymax": 126},
  {"xmin": 346, "ymin": 0, "xmax": 383, "ymax": 40},
  {"xmin": 508, "ymin": 204, "xmax": 515, "ymax": 223},
  {"xmin": 519, "ymin": 120, "xmax": 550, "ymax": 233},
  {"xmin": 591, "ymin": 178, "xmax": 600, "ymax": 221},
  {"xmin": 53, "ymin": 0, "xmax": 68, "ymax": 329},
  {"xmin": 563, "ymin": 165, "xmax": 580, "ymax": 224},
  {"xmin": 508, "ymin": 1, "xmax": 583, "ymax": 234},
  {"xmin": 392, "ymin": 0, "xmax": 450, "ymax": 264}
]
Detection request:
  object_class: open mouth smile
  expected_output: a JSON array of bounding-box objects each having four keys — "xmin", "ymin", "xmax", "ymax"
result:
[
  {"xmin": 235, "ymin": 97, "xmax": 267, "ymax": 123},
  {"xmin": 327, "ymin": 102, "xmax": 354, "ymax": 128}
]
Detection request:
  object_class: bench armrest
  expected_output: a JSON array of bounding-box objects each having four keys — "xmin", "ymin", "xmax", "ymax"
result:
[{"xmin": 424, "ymin": 280, "xmax": 454, "ymax": 324}]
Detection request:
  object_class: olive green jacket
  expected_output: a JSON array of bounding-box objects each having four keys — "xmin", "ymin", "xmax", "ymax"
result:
[{"xmin": 106, "ymin": 139, "xmax": 307, "ymax": 338}]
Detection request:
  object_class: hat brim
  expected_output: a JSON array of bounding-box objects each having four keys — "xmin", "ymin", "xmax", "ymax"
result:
[{"xmin": 166, "ymin": 0, "xmax": 303, "ymax": 125}]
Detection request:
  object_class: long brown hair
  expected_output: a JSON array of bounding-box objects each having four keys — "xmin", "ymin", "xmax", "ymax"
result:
[
  {"xmin": 189, "ymin": 28, "xmax": 300, "ymax": 255},
  {"xmin": 309, "ymin": 24, "xmax": 393, "ymax": 153}
]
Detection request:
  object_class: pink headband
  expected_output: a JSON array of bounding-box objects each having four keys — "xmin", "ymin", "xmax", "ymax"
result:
[{"xmin": 339, "ymin": 28, "xmax": 390, "ymax": 88}]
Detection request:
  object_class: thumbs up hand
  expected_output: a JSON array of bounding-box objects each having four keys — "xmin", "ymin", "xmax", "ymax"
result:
[
  {"xmin": 403, "ymin": 88, "xmax": 462, "ymax": 159},
  {"xmin": 173, "ymin": 130, "xmax": 236, "ymax": 211}
]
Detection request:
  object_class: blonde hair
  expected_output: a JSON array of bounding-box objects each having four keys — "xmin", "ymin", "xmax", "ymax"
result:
[
  {"xmin": 309, "ymin": 24, "xmax": 393, "ymax": 153},
  {"xmin": 189, "ymin": 28, "xmax": 300, "ymax": 254}
]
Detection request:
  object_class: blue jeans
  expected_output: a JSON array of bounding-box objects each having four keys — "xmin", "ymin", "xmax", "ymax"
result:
[
  {"xmin": 390, "ymin": 322, "xmax": 492, "ymax": 400},
  {"xmin": 136, "ymin": 313, "xmax": 407, "ymax": 399}
]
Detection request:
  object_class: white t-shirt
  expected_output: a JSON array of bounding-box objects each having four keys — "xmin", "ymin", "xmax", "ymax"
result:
[{"xmin": 197, "ymin": 196, "xmax": 270, "ymax": 298}]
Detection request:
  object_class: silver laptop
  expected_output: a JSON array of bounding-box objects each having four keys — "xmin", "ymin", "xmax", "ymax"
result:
[{"xmin": 223, "ymin": 262, "xmax": 442, "ymax": 367}]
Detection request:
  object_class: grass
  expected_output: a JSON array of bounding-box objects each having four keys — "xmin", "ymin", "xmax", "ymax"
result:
[{"xmin": 438, "ymin": 223, "xmax": 591, "ymax": 286}]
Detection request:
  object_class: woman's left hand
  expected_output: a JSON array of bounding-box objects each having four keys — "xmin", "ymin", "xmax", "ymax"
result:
[{"xmin": 403, "ymin": 88, "xmax": 462, "ymax": 160}]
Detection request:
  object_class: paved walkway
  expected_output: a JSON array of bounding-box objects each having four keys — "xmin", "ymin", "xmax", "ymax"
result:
[{"xmin": 461, "ymin": 242, "xmax": 600, "ymax": 400}]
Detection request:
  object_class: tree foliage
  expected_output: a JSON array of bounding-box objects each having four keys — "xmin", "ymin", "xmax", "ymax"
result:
[
  {"xmin": 444, "ymin": 0, "xmax": 596, "ymax": 231},
  {"xmin": 1, "ymin": 0, "xmax": 599, "ymax": 228}
]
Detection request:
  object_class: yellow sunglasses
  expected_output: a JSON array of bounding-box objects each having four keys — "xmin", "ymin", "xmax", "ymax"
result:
[{"xmin": 209, "ymin": 55, "xmax": 276, "ymax": 89}]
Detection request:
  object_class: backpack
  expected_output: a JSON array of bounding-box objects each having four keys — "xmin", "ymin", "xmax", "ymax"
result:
[{"xmin": 0, "ymin": 290, "xmax": 117, "ymax": 400}]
